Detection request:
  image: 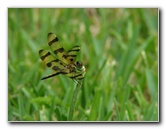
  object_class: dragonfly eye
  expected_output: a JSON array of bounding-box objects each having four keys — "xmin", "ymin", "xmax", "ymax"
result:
[{"xmin": 76, "ymin": 61, "xmax": 83, "ymax": 69}]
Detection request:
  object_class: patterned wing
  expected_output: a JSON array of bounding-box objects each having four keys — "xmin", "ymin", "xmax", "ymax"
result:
[
  {"xmin": 47, "ymin": 32, "xmax": 68, "ymax": 64},
  {"xmin": 66, "ymin": 45, "xmax": 80, "ymax": 64},
  {"xmin": 39, "ymin": 49, "xmax": 68, "ymax": 80}
]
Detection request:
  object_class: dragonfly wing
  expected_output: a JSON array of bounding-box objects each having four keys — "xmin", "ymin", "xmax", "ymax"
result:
[
  {"xmin": 66, "ymin": 45, "xmax": 80, "ymax": 64},
  {"xmin": 39, "ymin": 49, "xmax": 68, "ymax": 79},
  {"xmin": 47, "ymin": 32, "xmax": 69, "ymax": 64}
]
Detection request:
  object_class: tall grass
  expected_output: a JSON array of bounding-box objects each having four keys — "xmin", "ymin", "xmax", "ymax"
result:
[{"xmin": 8, "ymin": 8, "xmax": 158, "ymax": 121}]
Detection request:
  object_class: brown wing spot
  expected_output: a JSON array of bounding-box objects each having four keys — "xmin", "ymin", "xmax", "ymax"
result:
[
  {"xmin": 70, "ymin": 58, "xmax": 74, "ymax": 62},
  {"xmin": 46, "ymin": 62, "xmax": 52, "ymax": 67},
  {"xmin": 39, "ymin": 50, "xmax": 43, "ymax": 54},
  {"xmin": 61, "ymin": 71, "xmax": 68, "ymax": 74},
  {"xmin": 52, "ymin": 59, "xmax": 59, "ymax": 62},
  {"xmin": 62, "ymin": 54, "xmax": 67, "ymax": 59},
  {"xmin": 52, "ymin": 66, "xmax": 60, "ymax": 71},
  {"xmin": 41, "ymin": 52, "xmax": 51, "ymax": 60},
  {"xmin": 60, "ymin": 62, "xmax": 65, "ymax": 67},
  {"xmin": 68, "ymin": 49, "xmax": 80, "ymax": 52},
  {"xmin": 54, "ymin": 48, "xmax": 64, "ymax": 54},
  {"xmin": 48, "ymin": 37, "xmax": 59, "ymax": 46}
]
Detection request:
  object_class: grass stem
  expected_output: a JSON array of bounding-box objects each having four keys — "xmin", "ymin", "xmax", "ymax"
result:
[{"xmin": 69, "ymin": 81, "xmax": 82, "ymax": 121}]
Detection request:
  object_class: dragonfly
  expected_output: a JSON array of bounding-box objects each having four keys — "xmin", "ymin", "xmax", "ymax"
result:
[{"xmin": 39, "ymin": 32, "xmax": 86, "ymax": 83}]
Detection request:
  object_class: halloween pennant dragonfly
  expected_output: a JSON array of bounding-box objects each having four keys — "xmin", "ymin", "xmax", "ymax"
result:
[{"xmin": 39, "ymin": 32, "xmax": 86, "ymax": 82}]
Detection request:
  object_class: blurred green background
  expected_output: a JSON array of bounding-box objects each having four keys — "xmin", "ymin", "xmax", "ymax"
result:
[{"xmin": 8, "ymin": 8, "xmax": 158, "ymax": 121}]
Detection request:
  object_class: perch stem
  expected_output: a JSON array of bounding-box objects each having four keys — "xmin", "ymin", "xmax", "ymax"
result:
[{"xmin": 69, "ymin": 81, "xmax": 82, "ymax": 121}]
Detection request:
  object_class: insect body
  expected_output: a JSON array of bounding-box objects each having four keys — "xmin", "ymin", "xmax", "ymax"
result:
[{"xmin": 39, "ymin": 32, "xmax": 86, "ymax": 81}]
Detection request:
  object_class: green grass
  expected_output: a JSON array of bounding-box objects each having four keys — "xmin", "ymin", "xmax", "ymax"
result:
[{"xmin": 8, "ymin": 8, "xmax": 158, "ymax": 121}]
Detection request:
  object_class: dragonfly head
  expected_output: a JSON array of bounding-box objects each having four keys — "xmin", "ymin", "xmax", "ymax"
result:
[{"xmin": 76, "ymin": 61, "xmax": 86, "ymax": 72}]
